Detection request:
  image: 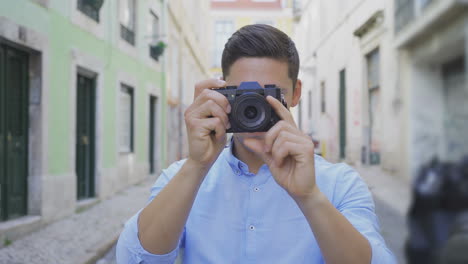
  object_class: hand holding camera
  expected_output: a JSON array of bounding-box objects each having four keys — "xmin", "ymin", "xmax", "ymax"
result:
[
  {"xmin": 184, "ymin": 79, "xmax": 231, "ymax": 169},
  {"xmin": 240, "ymin": 90, "xmax": 320, "ymax": 202}
]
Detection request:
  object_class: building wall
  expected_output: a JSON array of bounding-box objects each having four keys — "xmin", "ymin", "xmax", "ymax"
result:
[
  {"xmin": 294, "ymin": 0, "xmax": 468, "ymax": 182},
  {"xmin": 210, "ymin": 0, "xmax": 294, "ymax": 77},
  {"xmin": 165, "ymin": 0, "xmax": 211, "ymax": 163},
  {"xmin": 0, "ymin": 0, "xmax": 167, "ymax": 240},
  {"xmin": 293, "ymin": 0, "xmax": 406, "ymax": 178},
  {"xmin": 394, "ymin": 0, "xmax": 468, "ymax": 178}
]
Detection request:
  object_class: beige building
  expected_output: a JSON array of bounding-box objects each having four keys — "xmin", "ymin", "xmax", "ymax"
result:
[
  {"xmin": 164, "ymin": 0, "xmax": 212, "ymax": 164},
  {"xmin": 209, "ymin": 0, "xmax": 295, "ymax": 77},
  {"xmin": 293, "ymin": 0, "xmax": 402, "ymax": 175},
  {"xmin": 293, "ymin": 0, "xmax": 468, "ymax": 181}
]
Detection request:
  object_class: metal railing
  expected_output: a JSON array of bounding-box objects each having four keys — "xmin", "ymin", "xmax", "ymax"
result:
[
  {"xmin": 395, "ymin": 0, "xmax": 436, "ymax": 33},
  {"xmin": 120, "ymin": 24, "xmax": 135, "ymax": 46},
  {"xmin": 77, "ymin": 0, "xmax": 101, "ymax": 22}
]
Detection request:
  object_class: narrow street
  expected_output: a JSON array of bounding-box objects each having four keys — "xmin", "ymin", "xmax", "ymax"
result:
[{"xmin": 1, "ymin": 1, "xmax": 466, "ymax": 263}]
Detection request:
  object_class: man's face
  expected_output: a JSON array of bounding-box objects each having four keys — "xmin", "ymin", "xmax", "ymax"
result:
[{"xmin": 224, "ymin": 57, "xmax": 301, "ymax": 148}]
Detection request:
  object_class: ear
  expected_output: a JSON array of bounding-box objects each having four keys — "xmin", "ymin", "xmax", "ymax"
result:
[{"xmin": 290, "ymin": 79, "xmax": 302, "ymax": 108}]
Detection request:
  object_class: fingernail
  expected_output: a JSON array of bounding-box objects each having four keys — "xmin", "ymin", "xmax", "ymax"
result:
[
  {"xmin": 217, "ymin": 80, "xmax": 226, "ymax": 86},
  {"xmin": 227, "ymin": 104, "xmax": 231, "ymax": 113},
  {"xmin": 227, "ymin": 123, "xmax": 231, "ymax": 129}
]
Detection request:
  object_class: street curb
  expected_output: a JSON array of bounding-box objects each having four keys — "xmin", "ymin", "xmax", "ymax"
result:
[{"xmin": 83, "ymin": 235, "xmax": 119, "ymax": 264}]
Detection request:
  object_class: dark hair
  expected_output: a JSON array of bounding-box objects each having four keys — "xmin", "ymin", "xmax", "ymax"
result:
[{"xmin": 221, "ymin": 24, "xmax": 300, "ymax": 89}]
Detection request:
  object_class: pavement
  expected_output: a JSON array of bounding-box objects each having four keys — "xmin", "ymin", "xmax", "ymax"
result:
[
  {"xmin": 355, "ymin": 164, "xmax": 411, "ymax": 264},
  {"xmin": 0, "ymin": 164, "xmax": 410, "ymax": 264},
  {"xmin": 0, "ymin": 178, "xmax": 153, "ymax": 264}
]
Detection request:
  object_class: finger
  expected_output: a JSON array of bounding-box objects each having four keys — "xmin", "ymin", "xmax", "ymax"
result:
[
  {"xmin": 192, "ymin": 100, "xmax": 229, "ymax": 129},
  {"xmin": 243, "ymin": 137, "xmax": 275, "ymax": 166},
  {"xmin": 194, "ymin": 79, "xmax": 226, "ymax": 98},
  {"xmin": 198, "ymin": 117, "xmax": 226, "ymax": 140},
  {"xmin": 270, "ymin": 131, "xmax": 300, "ymax": 166},
  {"xmin": 191, "ymin": 88, "xmax": 231, "ymax": 114},
  {"xmin": 272, "ymin": 141, "xmax": 304, "ymax": 167},
  {"xmin": 271, "ymin": 132, "xmax": 315, "ymax": 167},
  {"xmin": 266, "ymin": 96, "xmax": 295, "ymax": 124},
  {"xmin": 264, "ymin": 121, "xmax": 298, "ymax": 152}
]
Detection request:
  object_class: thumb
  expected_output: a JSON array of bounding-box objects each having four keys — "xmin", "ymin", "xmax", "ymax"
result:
[{"xmin": 243, "ymin": 138, "xmax": 274, "ymax": 166}]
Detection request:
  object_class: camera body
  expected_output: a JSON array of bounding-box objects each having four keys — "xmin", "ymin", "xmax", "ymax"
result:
[{"xmin": 215, "ymin": 81, "xmax": 287, "ymax": 133}]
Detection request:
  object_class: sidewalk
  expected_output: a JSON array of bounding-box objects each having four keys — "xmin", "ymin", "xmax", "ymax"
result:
[
  {"xmin": 355, "ymin": 164, "xmax": 411, "ymax": 264},
  {"xmin": 0, "ymin": 178, "xmax": 155, "ymax": 264},
  {"xmin": 355, "ymin": 164, "xmax": 411, "ymax": 216}
]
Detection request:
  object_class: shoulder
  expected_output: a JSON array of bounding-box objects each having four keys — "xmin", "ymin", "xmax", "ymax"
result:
[{"xmin": 314, "ymin": 155, "xmax": 370, "ymax": 207}]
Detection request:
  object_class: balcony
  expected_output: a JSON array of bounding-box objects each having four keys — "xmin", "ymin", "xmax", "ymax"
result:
[
  {"xmin": 120, "ymin": 24, "xmax": 135, "ymax": 46},
  {"xmin": 77, "ymin": 0, "xmax": 104, "ymax": 22},
  {"xmin": 394, "ymin": 0, "xmax": 468, "ymax": 48}
]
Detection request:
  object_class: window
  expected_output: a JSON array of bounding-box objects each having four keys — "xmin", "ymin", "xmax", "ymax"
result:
[
  {"xmin": 395, "ymin": 0, "xmax": 435, "ymax": 32},
  {"xmin": 120, "ymin": 84, "xmax": 134, "ymax": 153},
  {"xmin": 149, "ymin": 11, "xmax": 162, "ymax": 61},
  {"xmin": 77, "ymin": 0, "xmax": 104, "ymax": 22},
  {"xmin": 308, "ymin": 90, "xmax": 312, "ymax": 118},
  {"xmin": 367, "ymin": 49, "xmax": 381, "ymax": 164},
  {"xmin": 321, "ymin": 81, "xmax": 326, "ymax": 113},
  {"xmin": 367, "ymin": 49, "xmax": 380, "ymax": 90},
  {"xmin": 213, "ymin": 20, "xmax": 234, "ymax": 67},
  {"xmin": 120, "ymin": 0, "xmax": 136, "ymax": 45},
  {"xmin": 256, "ymin": 20, "xmax": 274, "ymax": 26},
  {"xmin": 150, "ymin": 11, "xmax": 160, "ymax": 41}
]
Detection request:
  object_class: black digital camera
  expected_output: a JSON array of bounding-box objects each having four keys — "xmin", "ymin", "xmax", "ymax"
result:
[{"xmin": 215, "ymin": 81, "xmax": 287, "ymax": 133}]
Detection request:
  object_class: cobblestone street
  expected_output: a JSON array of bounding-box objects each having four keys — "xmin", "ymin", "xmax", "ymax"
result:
[
  {"xmin": 375, "ymin": 196, "xmax": 407, "ymax": 264},
  {"xmin": 0, "ymin": 179, "xmax": 152, "ymax": 264}
]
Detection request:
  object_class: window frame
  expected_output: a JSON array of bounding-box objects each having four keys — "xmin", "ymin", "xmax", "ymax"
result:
[{"xmin": 119, "ymin": 84, "xmax": 134, "ymax": 153}]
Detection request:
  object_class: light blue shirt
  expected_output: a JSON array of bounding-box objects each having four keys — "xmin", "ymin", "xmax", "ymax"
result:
[{"xmin": 117, "ymin": 144, "xmax": 396, "ymax": 263}]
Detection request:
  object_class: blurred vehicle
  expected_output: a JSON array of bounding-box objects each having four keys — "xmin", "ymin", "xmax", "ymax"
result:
[{"xmin": 406, "ymin": 155, "xmax": 468, "ymax": 264}]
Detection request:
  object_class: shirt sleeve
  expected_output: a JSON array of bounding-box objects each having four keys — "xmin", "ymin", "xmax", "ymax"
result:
[
  {"xmin": 116, "ymin": 160, "xmax": 186, "ymax": 264},
  {"xmin": 334, "ymin": 164, "xmax": 397, "ymax": 264}
]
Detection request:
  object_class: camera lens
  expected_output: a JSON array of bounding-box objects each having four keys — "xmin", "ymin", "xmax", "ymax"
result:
[
  {"xmin": 232, "ymin": 93, "xmax": 271, "ymax": 132},
  {"xmin": 244, "ymin": 106, "xmax": 258, "ymax": 120}
]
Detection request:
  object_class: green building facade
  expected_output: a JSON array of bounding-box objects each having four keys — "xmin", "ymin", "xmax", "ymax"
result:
[{"xmin": 0, "ymin": 0, "xmax": 167, "ymax": 238}]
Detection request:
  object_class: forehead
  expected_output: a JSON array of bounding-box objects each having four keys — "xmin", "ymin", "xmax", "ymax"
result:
[{"xmin": 225, "ymin": 57, "xmax": 292, "ymax": 94}]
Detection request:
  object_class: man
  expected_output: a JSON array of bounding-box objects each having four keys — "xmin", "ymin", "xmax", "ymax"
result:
[{"xmin": 117, "ymin": 24, "xmax": 396, "ymax": 263}]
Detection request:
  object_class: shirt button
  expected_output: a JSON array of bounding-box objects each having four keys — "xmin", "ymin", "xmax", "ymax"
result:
[
  {"xmin": 254, "ymin": 187, "xmax": 260, "ymax": 192},
  {"xmin": 249, "ymin": 225, "xmax": 255, "ymax": 230}
]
